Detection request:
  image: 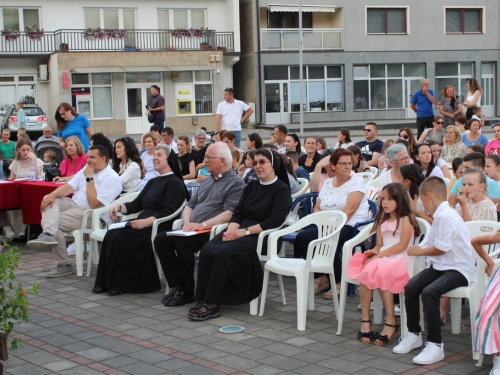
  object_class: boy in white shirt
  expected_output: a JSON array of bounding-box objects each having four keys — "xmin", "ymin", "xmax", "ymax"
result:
[{"xmin": 393, "ymin": 177, "xmax": 475, "ymax": 365}]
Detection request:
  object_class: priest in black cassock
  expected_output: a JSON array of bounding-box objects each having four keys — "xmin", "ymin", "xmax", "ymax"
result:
[
  {"xmin": 92, "ymin": 144, "xmax": 188, "ymax": 296},
  {"xmin": 188, "ymin": 148, "xmax": 292, "ymax": 321}
]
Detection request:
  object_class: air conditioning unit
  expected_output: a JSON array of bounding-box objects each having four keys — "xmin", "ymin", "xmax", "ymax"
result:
[{"xmin": 37, "ymin": 64, "xmax": 49, "ymax": 81}]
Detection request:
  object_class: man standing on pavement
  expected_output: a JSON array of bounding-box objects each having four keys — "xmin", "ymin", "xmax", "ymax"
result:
[
  {"xmin": 273, "ymin": 125, "xmax": 288, "ymax": 154},
  {"xmin": 148, "ymin": 85, "xmax": 165, "ymax": 133},
  {"xmin": 27, "ymin": 146, "xmax": 122, "ymax": 278},
  {"xmin": 160, "ymin": 127, "xmax": 178, "ymax": 153},
  {"xmin": 215, "ymin": 88, "xmax": 254, "ymax": 148},
  {"xmin": 411, "ymin": 79, "xmax": 436, "ymax": 138},
  {"xmin": 355, "ymin": 122, "xmax": 384, "ymax": 167},
  {"xmin": 16, "ymin": 102, "xmax": 26, "ymax": 131},
  {"xmin": 154, "ymin": 142, "xmax": 244, "ymax": 306}
]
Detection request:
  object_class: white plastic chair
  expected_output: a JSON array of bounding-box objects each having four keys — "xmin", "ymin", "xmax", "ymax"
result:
[
  {"xmin": 356, "ymin": 172, "xmax": 374, "ymax": 185},
  {"xmin": 259, "ymin": 211, "xmax": 348, "ymax": 330},
  {"xmin": 365, "ymin": 185, "xmax": 379, "ymax": 201},
  {"xmin": 368, "ymin": 166, "xmax": 378, "ymax": 177},
  {"xmin": 122, "ymin": 180, "xmax": 142, "ymax": 195},
  {"xmin": 366, "ymin": 177, "xmax": 379, "ymax": 188},
  {"xmin": 442, "ymin": 220, "xmax": 500, "ymax": 366},
  {"xmin": 64, "ymin": 209, "xmax": 94, "ymax": 277},
  {"xmin": 291, "ymin": 178, "xmax": 309, "ymax": 199},
  {"xmin": 184, "ymin": 179, "xmax": 197, "ymax": 185},
  {"xmin": 336, "ymin": 218, "xmax": 431, "ymax": 336}
]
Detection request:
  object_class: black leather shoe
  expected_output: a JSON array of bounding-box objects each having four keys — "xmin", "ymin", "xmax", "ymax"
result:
[
  {"xmin": 162, "ymin": 286, "xmax": 178, "ymax": 304},
  {"xmin": 92, "ymin": 286, "xmax": 106, "ymax": 294},
  {"xmin": 164, "ymin": 289, "xmax": 194, "ymax": 307},
  {"xmin": 108, "ymin": 290, "xmax": 123, "ymax": 296}
]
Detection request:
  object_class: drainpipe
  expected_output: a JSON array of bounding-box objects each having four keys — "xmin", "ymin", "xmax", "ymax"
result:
[{"xmin": 256, "ymin": 0, "xmax": 263, "ymax": 125}]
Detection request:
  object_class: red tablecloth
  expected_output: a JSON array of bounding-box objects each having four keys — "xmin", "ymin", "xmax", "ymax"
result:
[
  {"xmin": 0, "ymin": 181, "xmax": 23, "ymax": 211},
  {"xmin": 19, "ymin": 181, "xmax": 61, "ymax": 225}
]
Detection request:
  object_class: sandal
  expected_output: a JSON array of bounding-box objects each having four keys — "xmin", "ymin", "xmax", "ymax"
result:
[
  {"xmin": 314, "ymin": 277, "xmax": 330, "ymax": 295},
  {"xmin": 357, "ymin": 319, "xmax": 374, "ymax": 344},
  {"xmin": 323, "ymin": 284, "xmax": 341, "ymax": 300},
  {"xmin": 374, "ymin": 321, "xmax": 400, "ymax": 346},
  {"xmin": 187, "ymin": 302, "xmax": 220, "ymax": 321}
]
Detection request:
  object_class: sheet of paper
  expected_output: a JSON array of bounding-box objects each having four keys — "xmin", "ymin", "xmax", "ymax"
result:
[
  {"xmin": 108, "ymin": 222, "xmax": 129, "ymax": 230},
  {"xmin": 166, "ymin": 229, "xmax": 211, "ymax": 237}
]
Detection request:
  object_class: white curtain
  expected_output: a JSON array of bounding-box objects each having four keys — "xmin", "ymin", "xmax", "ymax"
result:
[
  {"xmin": 92, "ymin": 87, "xmax": 112, "ymax": 118},
  {"xmin": 85, "ymin": 10, "xmax": 100, "ymax": 29}
]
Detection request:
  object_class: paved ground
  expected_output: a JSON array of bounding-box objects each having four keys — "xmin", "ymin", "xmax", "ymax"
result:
[{"xmin": 3, "ymin": 242, "xmax": 494, "ymax": 375}]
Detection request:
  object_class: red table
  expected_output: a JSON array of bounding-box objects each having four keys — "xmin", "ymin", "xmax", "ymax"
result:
[
  {"xmin": 0, "ymin": 181, "xmax": 23, "ymax": 210},
  {"xmin": 19, "ymin": 181, "xmax": 61, "ymax": 225}
]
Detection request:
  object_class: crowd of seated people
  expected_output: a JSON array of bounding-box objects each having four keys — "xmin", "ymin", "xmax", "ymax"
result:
[{"xmin": 8, "ymin": 94, "xmax": 500, "ymax": 373}]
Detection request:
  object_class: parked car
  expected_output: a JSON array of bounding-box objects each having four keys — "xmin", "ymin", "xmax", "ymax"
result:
[{"xmin": 1, "ymin": 105, "xmax": 48, "ymax": 134}]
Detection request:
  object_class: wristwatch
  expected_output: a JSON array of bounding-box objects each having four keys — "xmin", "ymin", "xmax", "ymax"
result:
[
  {"xmin": 86, "ymin": 177, "xmax": 94, "ymax": 182},
  {"xmin": 245, "ymin": 228, "xmax": 250, "ymax": 236}
]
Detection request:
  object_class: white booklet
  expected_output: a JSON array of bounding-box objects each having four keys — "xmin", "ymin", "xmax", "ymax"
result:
[
  {"xmin": 108, "ymin": 221, "xmax": 129, "ymax": 230},
  {"xmin": 166, "ymin": 228, "xmax": 211, "ymax": 237}
]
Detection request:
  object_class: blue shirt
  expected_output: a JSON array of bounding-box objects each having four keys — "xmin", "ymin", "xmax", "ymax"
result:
[
  {"xmin": 17, "ymin": 109, "xmax": 26, "ymax": 129},
  {"xmin": 58, "ymin": 115, "xmax": 91, "ymax": 152},
  {"xmin": 411, "ymin": 89, "xmax": 435, "ymax": 118},
  {"xmin": 461, "ymin": 134, "xmax": 489, "ymax": 148},
  {"xmin": 451, "ymin": 175, "xmax": 500, "ymax": 199},
  {"xmin": 295, "ymin": 166, "xmax": 310, "ymax": 181}
]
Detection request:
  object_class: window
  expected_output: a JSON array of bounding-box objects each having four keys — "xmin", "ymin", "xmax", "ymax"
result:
[
  {"xmin": 84, "ymin": 9, "xmax": 135, "ymax": 30},
  {"xmin": 1, "ymin": 8, "xmax": 40, "ymax": 31},
  {"xmin": 268, "ymin": 11, "xmax": 312, "ymax": 28},
  {"xmin": 367, "ymin": 8, "xmax": 406, "ymax": 34},
  {"xmin": 353, "ymin": 64, "xmax": 425, "ymax": 110},
  {"xmin": 446, "ymin": 9, "xmax": 482, "ymax": 33},
  {"xmin": 71, "ymin": 73, "xmax": 113, "ymax": 119},
  {"xmin": 0, "ymin": 75, "xmax": 36, "ymax": 111},
  {"xmin": 435, "ymin": 62, "xmax": 474, "ymax": 102},
  {"xmin": 157, "ymin": 9, "xmax": 206, "ymax": 29},
  {"xmin": 175, "ymin": 71, "xmax": 213, "ymax": 115}
]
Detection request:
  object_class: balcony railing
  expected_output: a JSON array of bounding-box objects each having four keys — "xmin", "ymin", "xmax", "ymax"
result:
[
  {"xmin": 261, "ymin": 28, "xmax": 343, "ymax": 51},
  {"xmin": 0, "ymin": 29, "xmax": 234, "ymax": 54}
]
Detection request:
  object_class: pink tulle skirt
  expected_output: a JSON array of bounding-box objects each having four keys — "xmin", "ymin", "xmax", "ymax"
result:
[{"xmin": 347, "ymin": 253, "xmax": 410, "ymax": 294}]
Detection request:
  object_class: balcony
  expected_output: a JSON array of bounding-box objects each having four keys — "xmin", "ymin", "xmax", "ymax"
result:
[
  {"xmin": 0, "ymin": 29, "xmax": 235, "ymax": 54},
  {"xmin": 261, "ymin": 28, "xmax": 343, "ymax": 51}
]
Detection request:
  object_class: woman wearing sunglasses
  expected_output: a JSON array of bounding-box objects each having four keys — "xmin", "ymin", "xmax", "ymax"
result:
[
  {"xmin": 398, "ymin": 128, "xmax": 417, "ymax": 158},
  {"xmin": 417, "ymin": 116, "xmax": 446, "ymax": 146}
]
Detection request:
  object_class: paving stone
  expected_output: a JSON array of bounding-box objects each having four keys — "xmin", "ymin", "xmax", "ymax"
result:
[
  {"xmin": 316, "ymin": 357, "xmax": 368, "ymax": 373},
  {"xmin": 41, "ymin": 359, "xmax": 79, "ymax": 371},
  {"xmin": 127, "ymin": 348, "xmax": 173, "ymax": 363},
  {"xmin": 214, "ymin": 354, "xmax": 262, "ymax": 371},
  {"xmin": 175, "ymin": 364, "xmax": 226, "ymax": 375},
  {"xmin": 21, "ymin": 350, "xmax": 65, "ymax": 366},
  {"xmin": 102, "ymin": 355, "xmax": 139, "ymax": 368},
  {"xmin": 76, "ymin": 347, "xmax": 120, "ymax": 361},
  {"xmin": 5, "ymin": 362, "xmax": 53, "ymax": 375},
  {"xmin": 58, "ymin": 366, "xmax": 104, "ymax": 375},
  {"xmin": 119, "ymin": 361, "xmax": 166, "ymax": 375},
  {"xmin": 155, "ymin": 358, "xmax": 194, "ymax": 371},
  {"xmin": 247, "ymin": 364, "xmax": 285, "ymax": 375},
  {"xmin": 260, "ymin": 342, "xmax": 307, "ymax": 357},
  {"xmin": 260, "ymin": 354, "xmax": 310, "ymax": 371}
]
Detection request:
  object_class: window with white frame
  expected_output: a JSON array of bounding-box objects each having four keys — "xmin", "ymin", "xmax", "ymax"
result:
[
  {"xmin": 0, "ymin": 75, "xmax": 36, "ymax": 111},
  {"xmin": 84, "ymin": 8, "xmax": 135, "ymax": 30},
  {"xmin": 446, "ymin": 8, "xmax": 482, "ymax": 34},
  {"xmin": 1, "ymin": 7, "xmax": 40, "ymax": 31},
  {"xmin": 157, "ymin": 9, "xmax": 206, "ymax": 30},
  {"xmin": 174, "ymin": 71, "xmax": 213, "ymax": 115},
  {"xmin": 367, "ymin": 8, "xmax": 407, "ymax": 34},
  {"xmin": 353, "ymin": 64, "xmax": 426, "ymax": 110},
  {"xmin": 71, "ymin": 73, "xmax": 113, "ymax": 119},
  {"xmin": 435, "ymin": 62, "xmax": 474, "ymax": 102}
]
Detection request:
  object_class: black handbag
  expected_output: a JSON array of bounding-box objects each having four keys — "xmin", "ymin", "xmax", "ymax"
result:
[
  {"xmin": 43, "ymin": 163, "xmax": 61, "ymax": 181},
  {"xmin": 147, "ymin": 110, "xmax": 155, "ymax": 123}
]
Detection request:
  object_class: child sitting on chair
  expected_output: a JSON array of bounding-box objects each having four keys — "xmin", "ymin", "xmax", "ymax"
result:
[{"xmin": 393, "ymin": 177, "xmax": 475, "ymax": 365}]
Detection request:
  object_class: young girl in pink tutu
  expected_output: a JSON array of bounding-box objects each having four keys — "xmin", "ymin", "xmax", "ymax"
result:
[{"xmin": 347, "ymin": 182, "xmax": 420, "ymax": 345}]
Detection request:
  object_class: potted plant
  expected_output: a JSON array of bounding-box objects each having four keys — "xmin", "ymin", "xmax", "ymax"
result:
[
  {"xmin": 83, "ymin": 27, "xmax": 106, "ymax": 40},
  {"xmin": 124, "ymin": 44, "xmax": 137, "ymax": 51},
  {"xmin": 217, "ymin": 46, "xmax": 227, "ymax": 52},
  {"xmin": 25, "ymin": 24, "xmax": 44, "ymax": 41},
  {"xmin": 200, "ymin": 41, "xmax": 212, "ymax": 50},
  {"xmin": 1, "ymin": 29, "xmax": 20, "ymax": 41},
  {"xmin": 0, "ymin": 244, "xmax": 39, "ymax": 352},
  {"xmin": 60, "ymin": 43, "xmax": 69, "ymax": 52}
]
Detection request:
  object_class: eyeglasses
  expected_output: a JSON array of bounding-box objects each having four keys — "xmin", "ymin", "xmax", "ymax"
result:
[
  {"xmin": 395, "ymin": 156, "xmax": 411, "ymax": 163},
  {"xmin": 196, "ymin": 137, "xmax": 206, "ymax": 141},
  {"xmin": 204, "ymin": 155, "xmax": 220, "ymax": 161},
  {"xmin": 253, "ymin": 159, "xmax": 270, "ymax": 167},
  {"xmin": 59, "ymin": 110, "xmax": 67, "ymax": 116},
  {"xmin": 400, "ymin": 135, "xmax": 409, "ymax": 140},
  {"xmin": 363, "ymin": 129, "xmax": 373, "ymax": 132},
  {"xmin": 436, "ymin": 121, "xmax": 444, "ymax": 124},
  {"xmin": 337, "ymin": 162, "xmax": 353, "ymax": 167}
]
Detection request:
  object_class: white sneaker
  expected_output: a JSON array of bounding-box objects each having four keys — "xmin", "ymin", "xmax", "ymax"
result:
[
  {"xmin": 2, "ymin": 226, "xmax": 15, "ymax": 241},
  {"xmin": 491, "ymin": 354, "xmax": 500, "ymax": 375},
  {"xmin": 393, "ymin": 332, "xmax": 423, "ymax": 354},
  {"xmin": 394, "ymin": 304, "xmax": 401, "ymax": 317},
  {"xmin": 67, "ymin": 242, "xmax": 90, "ymax": 256},
  {"xmin": 357, "ymin": 302, "xmax": 374, "ymax": 310},
  {"xmin": 412, "ymin": 342, "xmax": 445, "ymax": 365}
]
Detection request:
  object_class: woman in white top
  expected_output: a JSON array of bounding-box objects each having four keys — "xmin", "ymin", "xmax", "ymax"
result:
[
  {"xmin": 414, "ymin": 143, "xmax": 444, "ymax": 180},
  {"xmin": 377, "ymin": 144, "xmax": 411, "ymax": 193},
  {"xmin": 112, "ymin": 136, "xmax": 143, "ymax": 193},
  {"xmin": 428, "ymin": 140, "xmax": 451, "ymax": 179},
  {"xmin": 463, "ymin": 78, "xmax": 482, "ymax": 120},
  {"xmin": 294, "ymin": 148, "xmax": 369, "ymax": 299},
  {"xmin": 139, "ymin": 132, "xmax": 159, "ymax": 191},
  {"xmin": 4, "ymin": 138, "xmax": 44, "ymax": 239},
  {"xmin": 333, "ymin": 128, "xmax": 354, "ymax": 150}
]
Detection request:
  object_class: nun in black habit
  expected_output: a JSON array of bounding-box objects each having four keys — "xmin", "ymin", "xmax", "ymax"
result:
[
  {"xmin": 188, "ymin": 148, "xmax": 292, "ymax": 321},
  {"xmin": 93, "ymin": 144, "xmax": 189, "ymax": 296}
]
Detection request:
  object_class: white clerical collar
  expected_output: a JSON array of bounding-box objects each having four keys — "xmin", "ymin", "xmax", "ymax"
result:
[
  {"xmin": 260, "ymin": 176, "xmax": 278, "ymax": 185},
  {"xmin": 159, "ymin": 171, "xmax": 174, "ymax": 177}
]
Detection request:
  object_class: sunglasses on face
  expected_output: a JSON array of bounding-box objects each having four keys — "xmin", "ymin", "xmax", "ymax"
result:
[
  {"xmin": 253, "ymin": 159, "xmax": 269, "ymax": 167},
  {"xmin": 401, "ymin": 135, "xmax": 409, "ymax": 140},
  {"xmin": 363, "ymin": 129, "xmax": 373, "ymax": 132}
]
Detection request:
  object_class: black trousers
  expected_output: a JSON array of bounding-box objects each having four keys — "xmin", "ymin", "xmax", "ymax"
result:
[
  {"xmin": 293, "ymin": 225, "xmax": 354, "ymax": 283},
  {"xmin": 404, "ymin": 267, "xmax": 468, "ymax": 344},
  {"xmin": 154, "ymin": 231, "xmax": 211, "ymax": 297},
  {"xmin": 416, "ymin": 116, "xmax": 435, "ymax": 139}
]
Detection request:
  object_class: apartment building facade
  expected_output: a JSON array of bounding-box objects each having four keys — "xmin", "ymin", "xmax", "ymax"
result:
[
  {"xmin": 0, "ymin": 0, "xmax": 240, "ymax": 135},
  {"xmin": 235, "ymin": 0, "xmax": 500, "ymax": 125}
]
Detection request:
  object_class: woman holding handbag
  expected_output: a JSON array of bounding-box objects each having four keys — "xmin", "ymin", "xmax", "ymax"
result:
[{"xmin": 439, "ymin": 85, "xmax": 463, "ymax": 126}]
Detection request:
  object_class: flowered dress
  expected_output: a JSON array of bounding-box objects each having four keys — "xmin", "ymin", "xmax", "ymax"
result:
[{"xmin": 475, "ymin": 266, "xmax": 500, "ymax": 355}]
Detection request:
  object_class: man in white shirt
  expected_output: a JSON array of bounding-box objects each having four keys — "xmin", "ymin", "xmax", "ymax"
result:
[
  {"xmin": 215, "ymin": 87, "xmax": 254, "ymax": 148},
  {"xmin": 160, "ymin": 127, "xmax": 178, "ymax": 153},
  {"xmin": 27, "ymin": 145, "xmax": 122, "ymax": 278},
  {"xmin": 394, "ymin": 177, "xmax": 474, "ymax": 365},
  {"xmin": 273, "ymin": 124, "xmax": 288, "ymax": 154}
]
